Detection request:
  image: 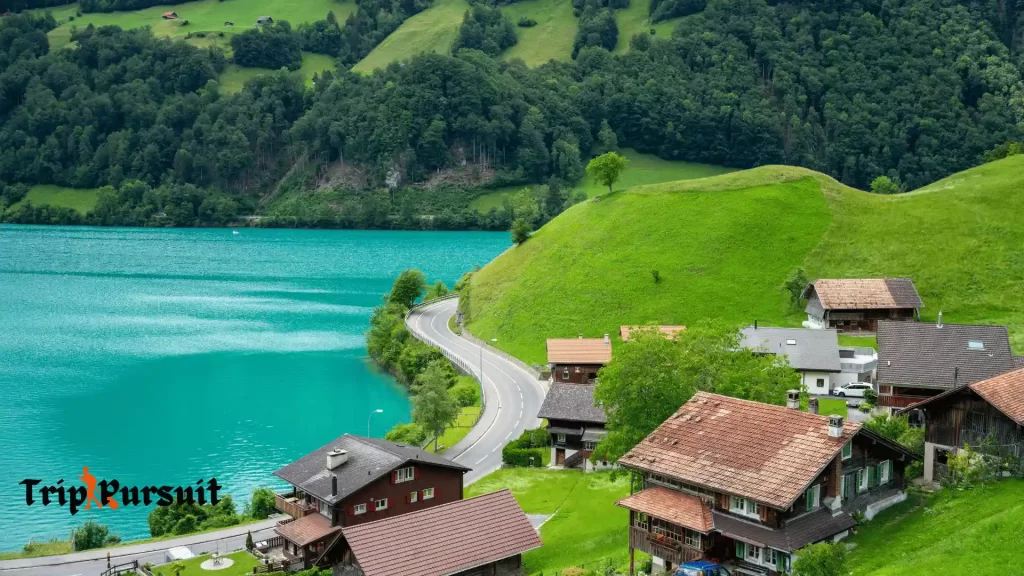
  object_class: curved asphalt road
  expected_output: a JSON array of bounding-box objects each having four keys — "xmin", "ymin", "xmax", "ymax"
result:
[{"xmin": 407, "ymin": 298, "xmax": 546, "ymax": 484}]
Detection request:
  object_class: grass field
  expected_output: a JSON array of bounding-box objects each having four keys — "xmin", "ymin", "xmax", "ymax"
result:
[
  {"xmin": 847, "ymin": 479, "xmax": 1024, "ymax": 575},
  {"xmin": 156, "ymin": 550, "xmax": 260, "ymax": 576},
  {"xmin": 838, "ymin": 334, "xmax": 878, "ymax": 349},
  {"xmin": 426, "ymin": 375, "xmax": 482, "ymax": 454},
  {"xmin": 39, "ymin": 0, "xmax": 354, "ymax": 49},
  {"xmin": 466, "ymin": 156, "xmax": 1024, "ymax": 363},
  {"xmin": 12, "ymin": 185, "xmax": 100, "ymax": 214},
  {"xmin": 500, "ymin": 0, "xmax": 576, "ymax": 66},
  {"xmin": 353, "ymin": 0, "xmax": 469, "ymax": 73},
  {"xmin": 218, "ymin": 52, "xmax": 336, "ymax": 92},
  {"xmin": 467, "ymin": 469, "xmax": 631, "ymax": 573},
  {"xmin": 613, "ymin": 0, "xmax": 682, "ymax": 53},
  {"xmin": 470, "ymin": 148, "xmax": 736, "ymax": 211}
]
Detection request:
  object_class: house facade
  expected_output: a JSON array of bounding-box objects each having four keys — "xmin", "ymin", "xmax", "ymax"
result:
[
  {"xmin": 898, "ymin": 368, "xmax": 1024, "ymax": 482},
  {"xmin": 617, "ymin": 392, "xmax": 918, "ymax": 576},
  {"xmin": 740, "ymin": 326, "xmax": 844, "ymax": 395},
  {"xmin": 337, "ymin": 489, "xmax": 541, "ymax": 576},
  {"xmin": 538, "ymin": 383, "xmax": 611, "ymax": 469},
  {"xmin": 802, "ymin": 278, "xmax": 923, "ymax": 333},
  {"xmin": 546, "ymin": 336, "xmax": 612, "ymax": 384},
  {"xmin": 270, "ymin": 434, "xmax": 469, "ymax": 570},
  {"xmin": 876, "ymin": 319, "xmax": 1015, "ymax": 411}
]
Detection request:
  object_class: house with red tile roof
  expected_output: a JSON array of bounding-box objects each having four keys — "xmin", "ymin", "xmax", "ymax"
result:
[
  {"xmin": 616, "ymin": 392, "xmax": 919, "ymax": 576},
  {"xmin": 802, "ymin": 278, "xmax": 923, "ymax": 332},
  {"xmin": 897, "ymin": 367, "xmax": 1024, "ymax": 483},
  {"xmin": 547, "ymin": 335, "xmax": 612, "ymax": 384}
]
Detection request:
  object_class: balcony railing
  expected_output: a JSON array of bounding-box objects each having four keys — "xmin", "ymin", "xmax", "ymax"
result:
[
  {"xmin": 628, "ymin": 526, "xmax": 703, "ymax": 565},
  {"xmin": 877, "ymin": 394, "xmax": 933, "ymax": 408},
  {"xmin": 275, "ymin": 493, "xmax": 316, "ymax": 519}
]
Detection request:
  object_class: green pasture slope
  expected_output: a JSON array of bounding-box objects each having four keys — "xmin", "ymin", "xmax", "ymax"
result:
[
  {"xmin": 466, "ymin": 155, "xmax": 1024, "ymax": 364},
  {"xmin": 11, "ymin": 185, "xmax": 100, "ymax": 214},
  {"xmin": 471, "ymin": 147, "xmax": 736, "ymax": 211},
  {"xmin": 219, "ymin": 52, "xmax": 336, "ymax": 92},
  {"xmin": 613, "ymin": 0, "xmax": 683, "ymax": 53},
  {"xmin": 353, "ymin": 0, "xmax": 469, "ymax": 73},
  {"xmin": 499, "ymin": 0, "xmax": 577, "ymax": 66}
]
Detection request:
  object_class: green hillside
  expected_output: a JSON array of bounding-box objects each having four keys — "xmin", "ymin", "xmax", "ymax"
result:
[
  {"xmin": 613, "ymin": 0, "xmax": 681, "ymax": 53},
  {"xmin": 499, "ymin": 0, "xmax": 576, "ymax": 66},
  {"xmin": 219, "ymin": 52, "xmax": 336, "ymax": 92},
  {"xmin": 12, "ymin": 185, "xmax": 100, "ymax": 214},
  {"xmin": 465, "ymin": 156, "xmax": 1024, "ymax": 364},
  {"xmin": 353, "ymin": 0, "xmax": 469, "ymax": 73}
]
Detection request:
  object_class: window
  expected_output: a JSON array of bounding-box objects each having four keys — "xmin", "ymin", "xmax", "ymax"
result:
[
  {"xmin": 319, "ymin": 499, "xmax": 331, "ymax": 518},
  {"xmin": 730, "ymin": 496, "xmax": 760, "ymax": 519},
  {"xmin": 562, "ymin": 368, "xmax": 569, "ymax": 380},
  {"xmin": 842, "ymin": 441, "xmax": 852, "ymax": 460},
  {"xmin": 557, "ymin": 433, "xmax": 567, "ymax": 443},
  {"xmin": 746, "ymin": 543, "xmax": 762, "ymax": 563},
  {"xmin": 805, "ymin": 484, "xmax": 820, "ymax": 510},
  {"xmin": 575, "ymin": 367, "xmax": 581, "ymax": 373},
  {"xmin": 584, "ymin": 441, "xmax": 596, "ymax": 450},
  {"xmin": 879, "ymin": 460, "xmax": 891, "ymax": 484},
  {"xmin": 684, "ymin": 529, "xmax": 701, "ymax": 549},
  {"xmin": 395, "ymin": 466, "xmax": 415, "ymax": 483},
  {"xmin": 968, "ymin": 340, "xmax": 985, "ymax": 350},
  {"xmin": 422, "ymin": 487, "xmax": 434, "ymax": 500},
  {"xmin": 816, "ymin": 378, "xmax": 825, "ymax": 387},
  {"xmin": 632, "ymin": 512, "xmax": 649, "ymax": 530},
  {"xmin": 374, "ymin": 498, "xmax": 388, "ymax": 511},
  {"xmin": 858, "ymin": 469, "xmax": 868, "ymax": 492},
  {"xmin": 409, "ymin": 491, "xmax": 418, "ymax": 503},
  {"xmin": 353, "ymin": 503, "xmax": 366, "ymax": 515}
]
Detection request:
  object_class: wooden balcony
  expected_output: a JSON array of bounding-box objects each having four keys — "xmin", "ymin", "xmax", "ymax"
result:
[
  {"xmin": 628, "ymin": 526, "xmax": 703, "ymax": 565},
  {"xmin": 877, "ymin": 394, "xmax": 932, "ymax": 409},
  {"xmin": 276, "ymin": 493, "xmax": 316, "ymax": 519}
]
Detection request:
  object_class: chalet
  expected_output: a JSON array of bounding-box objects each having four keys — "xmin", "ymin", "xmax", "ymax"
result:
[
  {"xmin": 538, "ymin": 383, "xmax": 610, "ymax": 469},
  {"xmin": 337, "ymin": 489, "xmax": 541, "ymax": 576},
  {"xmin": 268, "ymin": 434, "xmax": 469, "ymax": 571},
  {"xmin": 547, "ymin": 335, "xmax": 612, "ymax": 384},
  {"xmin": 256, "ymin": 15, "xmax": 274, "ymax": 24},
  {"xmin": 897, "ymin": 367, "xmax": 1024, "ymax": 483},
  {"xmin": 876, "ymin": 319, "xmax": 1015, "ymax": 411},
  {"xmin": 161, "ymin": 11, "xmax": 177, "ymax": 19},
  {"xmin": 740, "ymin": 327, "xmax": 843, "ymax": 395},
  {"xmin": 802, "ymin": 278, "xmax": 923, "ymax": 332},
  {"xmin": 617, "ymin": 392, "xmax": 919, "ymax": 576},
  {"xmin": 620, "ymin": 325, "xmax": 686, "ymax": 342}
]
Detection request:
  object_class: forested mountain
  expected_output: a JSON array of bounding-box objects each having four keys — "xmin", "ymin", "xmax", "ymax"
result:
[{"xmin": 1, "ymin": 0, "xmax": 1022, "ymax": 228}]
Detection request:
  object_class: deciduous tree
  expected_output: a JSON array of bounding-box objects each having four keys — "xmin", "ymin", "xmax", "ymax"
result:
[{"xmin": 586, "ymin": 152, "xmax": 629, "ymax": 195}]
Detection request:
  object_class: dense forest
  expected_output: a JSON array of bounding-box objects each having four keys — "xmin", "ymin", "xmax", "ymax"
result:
[{"xmin": 1, "ymin": 0, "xmax": 1022, "ymax": 228}]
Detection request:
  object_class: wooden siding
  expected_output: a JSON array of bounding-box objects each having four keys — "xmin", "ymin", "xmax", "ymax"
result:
[
  {"xmin": 922, "ymin": 389, "xmax": 1024, "ymax": 451},
  {"xmin": 628, "ymin": 526, "xmax": 704, "ymax": 565},
  {"xmin": 550, "ymin": 362, "xmax": 601, "ymax": 384},
  {"xmin": 336, "ymin": 463, "xmax": 464, "ymax": 527}
]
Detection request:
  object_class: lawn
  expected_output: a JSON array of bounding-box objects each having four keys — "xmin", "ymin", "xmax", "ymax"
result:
[
  {"xmin": 426, "ymin": 375, "xmax": 482, "ymax": 454},
  {"xmin": 353, "ymin": 0, "xmax": 469, "ymax": 73},
  {"xmin": 500, "ymin": 0, "xmax": 576, "ymax": 66},
  {"xmin": 40, "ymin": 0, "xmax": 354, "ymax": 50},
  {"xmin": 12, "ymin": 184, "xmax": 100, "ymax": 214},
  {"xmin": 218, "ymin": 52, "xmax": 337, "ymax": 92},
  {"xmin": 467, "ymin": 156, "xmax": 1024, "ymax": 363},
  {"xmin": 838, "ymin": 334, "xmax": 878, "ymax": 349},
  {"xmin": 466, "ymin": 468, "xmax": 583, "ymax": 513},
  {"xmin": 470, "ymin": 148, "xmax": 736, "ymax": 212},
  {"xmin": 847, "ymin": 479, "xmax": 1024, "ymax": 575},
  {"xmin": 153, "ymin": 550, "xmax": 261, "ymax": 576},
  {"xmin": 613, "ymin": 0, "xmax": 684, "ymax": 54}
]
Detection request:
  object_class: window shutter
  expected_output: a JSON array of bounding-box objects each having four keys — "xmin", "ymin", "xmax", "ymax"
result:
[
  {"xmin": 347, "ymin": 506, "xmax": 354, "ymax": 516},
  {"xmin": 391, "ymin": 471, "xmax": 398, "ymax": 484},
  {"xmin": 735, "ymin": 542, "xmax": 745, "ymax": 559},
  {"xmin": 414, "ymin": 467, "xmax": 418, "ymax": 480},
  {"xmin": 370, "ymin": 500, "xmax": 377, "ymax": 512},
  {"xmin": 806, "ymin": 488, "xmax": 813, "ymax": 510},
  {"xmin": 775, "ymin": 551, "xmax": 785, "ymax": 572},
  {"xmin": 889, "ymin": 460, "xmax": 894, "ymax": 482}
]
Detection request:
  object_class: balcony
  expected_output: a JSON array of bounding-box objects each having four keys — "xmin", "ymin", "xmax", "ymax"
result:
[
  {"xmin": 877, "ymin": 394, "xmax": 933, "ymax": 409},
  {"xmin": 275, "ymin": 493, "xmax": 316, "ymax": 519},
  {"xmin": 628, "ymin": 526, "xmax": 703, "ymax": 565}
]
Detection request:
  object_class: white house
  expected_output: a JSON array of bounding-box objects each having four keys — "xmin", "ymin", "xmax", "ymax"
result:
[{"xmin": 741, "ymin": 326, "xmax": 843, "ymax": 395}]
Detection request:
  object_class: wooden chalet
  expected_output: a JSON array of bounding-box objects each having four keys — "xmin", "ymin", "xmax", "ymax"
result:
[
  {"xmin": 161, "ymin": 11, "xmax": 177, "ymax": 19},
  {"xmin": 876, "ymin": 319, "xmax": 1015, "ymax": 411},
  {"xmin": 538, "ymin": 383, "xmax": 610, "ymax": 469},
  {"xmin": 546, "ymin": 335, "xmax": 612, "ymax": 384},
  {"xmin": 617, "ymin": 392, "xmax": 919, "ymax": 576},
  {"xmin": 802, "ymin": 278, "xmax": 923, "ymax": 332},
  {"xmin": 268, "ymin": 434, "xmax": 469, "ymax": 571},
  {"xmin": 337, "ymin": 489, "xmax": 541, "ymax": 576},
  {"xmin": 897, "ymin": 367, "xmax": 1024, "ymax": 483}
]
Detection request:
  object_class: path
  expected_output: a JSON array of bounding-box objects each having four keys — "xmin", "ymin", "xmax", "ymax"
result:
[{"xmin": 407, "ymin": 298, "xmax": 547, "ymax": 484}]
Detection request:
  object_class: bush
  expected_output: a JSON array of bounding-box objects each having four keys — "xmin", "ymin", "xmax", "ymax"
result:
[
  {"xmin": 792, "ymin": 541, "xmax": 846, "ymax": 576},
  {"xmin": 385, "ymin": 422, "xmax": 428, "ymax": 445},
  {"xmin": 501, "ymin": 428, "xmax": 548, "ymax": 466},
  {"xmin": 450, "ymin": 379, "xmax": 480, "ymax": 407},
  {"xmin": 905, "ymin": 460, "xmax": 924, "ymax": 479},
  {"xmin": 71, "ymin": 521, "xmax": 120, "ymax": 550},
  {"xmin": 517, "ymin": 16, "xmax": 537, "ymax": 27},
  {"xmin": 247, "ymin": 487, "xmax": 277, "ymax": 520},
  {"xmin": 864, "ymin": 387, "xmax": 878, "ymax": 404}
]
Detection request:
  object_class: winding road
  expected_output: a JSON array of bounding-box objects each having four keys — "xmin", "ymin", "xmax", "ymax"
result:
[{"xmin": 406, "ymin": 297, "xmax": 547, "ymax": 484}]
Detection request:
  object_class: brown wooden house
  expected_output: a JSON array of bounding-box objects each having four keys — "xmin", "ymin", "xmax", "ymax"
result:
[
  {"xmin": 546, "ymin": 336, "xmax": 612, "ymax": 384},
  {"xmin": 617, "ymin": 392, "xmax": 919, "ymax": 576},
  {"xmin": 338, "ymin": 489, "xmax": 541, "ymax": 576},
  {"xmin": 802, "ymin": 278, "xmax": 923, "ymax": 332},
  {"xmin": 268, "ymin": 434, "xmax": 469, "ymax": 570},
  {"xmin": 897, "ymin": 367, "xmax": 1024, "ymax": 483},
  {"xmin": 876, "ymin": 319, "xmax": 1015, "ymax": 411},
  {"xmin": 538, "ymin": 383, "xmax": 610, "ymax": 469}
]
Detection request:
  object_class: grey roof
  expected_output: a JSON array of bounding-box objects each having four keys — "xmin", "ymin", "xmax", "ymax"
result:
[
  {"xmin": 582, "ymin": 428, "xmax": 608, "ymax": 442},
  {"xmin": 538, "ymin": 383, "xmax": 607, "ymax": 424},
  {"xmin": 741, "ymin": 327, "xmax": 842, "ymax": 372},
  {"xmin": 876, "ymin": 320, "xmax": 1015, "ymax": 389},
  {"xmin": 273, "ymin": 434, "xmax": 469, "ymax": 505},
  {"xmin": 711, "ymin": 509, "xmax": 856, "ymax": 552}
]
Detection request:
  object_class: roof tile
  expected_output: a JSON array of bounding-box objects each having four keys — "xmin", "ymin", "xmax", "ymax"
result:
[
  {"xmin": 877, "ymin": 321, "xmax": 1014, "ymax": 389},
  {"xmin": 620, "ymin": 326, "xmax": 686, "ymax": 342},
  {"xmin": 617, "ymin": 487, "xmax": 713, "ymax": 532},
  {"xmin": 806, "ymin": 278, "xmax": 923, "ymax": 310},
  {"xmin": 970, "ymin": 367, "xmax": 1024, "ymax": 425},
  {"xmin": 547, "ymin": 338, "xmax": 612, "ymax": 364}
]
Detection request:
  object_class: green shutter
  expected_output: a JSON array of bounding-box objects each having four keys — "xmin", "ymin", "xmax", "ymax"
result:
[
  {"xmin": 806, "ymin": 488, "xmax": 813, "ymax": 510},
  {"xmin": 736, "ymin": 541, "xmax": 745, "ymax": 559},
  {"xmin": 775, "ymin": 551, "xmax": 786, "ymax": 572}
]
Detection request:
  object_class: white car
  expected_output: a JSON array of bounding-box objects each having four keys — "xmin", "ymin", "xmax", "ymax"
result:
[{"xmin": 832, "ymin": 382, "xmax": 874, "ymax": 398}]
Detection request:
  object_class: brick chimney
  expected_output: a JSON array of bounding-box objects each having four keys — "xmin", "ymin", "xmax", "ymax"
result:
[{"xmin": 786, "ymin": 389, "xmax": 800, "ymax": 410}]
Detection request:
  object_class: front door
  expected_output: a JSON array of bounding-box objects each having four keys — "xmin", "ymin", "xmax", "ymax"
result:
[{"xmin": 556, "ymin": 448, "xmax": 565, "ymax": 466}]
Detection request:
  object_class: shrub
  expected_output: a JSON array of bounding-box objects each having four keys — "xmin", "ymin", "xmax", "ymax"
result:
[
  {"xmin": 517, "ymin": 16, "xmax": 537, "ymax": 27},
  {"xmin": 864, "ymin": 387, "xmax": 878, "ymax": 404},
  {"xmin": 247, "ymin": 487, "xmax": 277, "ymax": 520},
  {"xmin": 450, "ymin": 380, "xmax": 479, "ymax": 407},
  {"xmin": 501, "ymin": 428, "xmax": 548, "ymax": 466},
  {"xmin": 385, "ymin": 422, "xmax": 428, "ymax": 445},
  {"xmin": 905, "ymin": 460, "xmax": 923, "ymax": 479},
  {"xmin": 71, "ymin": 521, "xmax": 120, "ymax": 550},
  {"xmin": 792, "ymin": 541, "xmax": 846, "ymax": 576},
  {"xmin": 651, "ymin": 269, "xmax": 660, "ymax": 283}
]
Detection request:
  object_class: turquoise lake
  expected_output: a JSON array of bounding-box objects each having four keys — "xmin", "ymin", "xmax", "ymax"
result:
[{"xmin": 0, "ymin": 225, "xmax": 508, "ymax": 550}]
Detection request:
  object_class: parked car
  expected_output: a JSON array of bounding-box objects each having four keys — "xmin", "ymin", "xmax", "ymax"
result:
[
  {"xmin": 832, "ymin": 382, "xmax": 874, "ymax": 397},
  {"xmin": 675, "ymin": 561, "xmax": 733, "ymax": 576}
]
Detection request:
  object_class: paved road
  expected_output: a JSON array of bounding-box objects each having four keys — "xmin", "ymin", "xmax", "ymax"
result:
[
  {"xmin": 407, "ymin": 298, "xmax": 547, "ymax": 484},
  {"xmin": 0, "ymin": 519, "xmax": 281, "ymax": 576}
]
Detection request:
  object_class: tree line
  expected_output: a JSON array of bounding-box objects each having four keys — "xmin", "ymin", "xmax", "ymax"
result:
[{"xmin": 2, "ymin": 0, "xmax": 1024, "ymax": 228}]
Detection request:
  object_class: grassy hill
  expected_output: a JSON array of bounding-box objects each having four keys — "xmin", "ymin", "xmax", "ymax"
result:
[
  {"xmin": 470, "ymin": 148, "xmax": 736, "ymax": 211},
  {"xmin": 613, "ymin": 1, "xmax": 682, "ymax": 53},
  {"xmin": 353, "ymin": 0, "xmax": 469, "ymax": 73},
  {"xmin": 219, "ymin": 52, "xmax": 336, "ymax": 92},
  {"xmin": 847, "ymin": 480, "xmax": 1024, "ymax": 575},
  {"xmin": 465, "ymin": 156, "xmax": 1024, "ymax": 364},
  {"xmin": 12, "ymin": 185, "xmax": 100, "ymax": 214},
  {"xmin": 499, "ymin": 0, "xmax": 577, "ymax": 66}
]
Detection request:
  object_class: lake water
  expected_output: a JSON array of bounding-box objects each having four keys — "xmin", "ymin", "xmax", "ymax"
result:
[{"xmin": 0, "ymin": 225, "xmax": 508, "ymax": 550}]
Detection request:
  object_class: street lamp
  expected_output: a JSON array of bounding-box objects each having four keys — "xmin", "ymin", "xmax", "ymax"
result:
[{"xmin": 367, "ymin": 409, "xmax": 383, "ymax": 437}]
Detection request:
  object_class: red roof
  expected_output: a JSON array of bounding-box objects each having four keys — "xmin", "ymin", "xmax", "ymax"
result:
[
  {"xmin": 616, "ymin": 486, "xmax": 713, "ymax": 532},
  {"xmin": 275, "ymin": 513, "xmax": 340, "ymax": 547},
  {"xmin": 620, "ymin": 392, "xmax": 859, "ymax": 509},
  {"xmin": 342, "ymin": 490, "xmax": 541, "ymax": 576},
  {"xmin": 970, "ymin": 367, "xmax": 1024, "ymax": 425},
  {"xmin": 546, "ymin": 338, "xmax": 612, "ymax": 364}
]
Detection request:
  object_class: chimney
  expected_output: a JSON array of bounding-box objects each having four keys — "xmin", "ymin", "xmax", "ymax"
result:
[
  {"xmin": 331, "ymin": 475, "xmax": 338, "ymax": 497},
  {"xmin": 327, "ymin": 448, "xmax": 348, "ymax": 470},
  {"xmin": 786, "ymin": 389, "xmax": 800, "ymax": 410},
  {"xmin": 603, "ymin": 333, "xmax": 610, "ymax": 344},
  {"xmin": 828, "ymin": 415, "xmax": 844, "ymax": 438},
  {"xmin": 808, "ymin": 397, "xmax": 819, "ymax": 415},
  {"xmin": 937, "ymin": 311, "xmax": 943, "ymax": 328}
]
